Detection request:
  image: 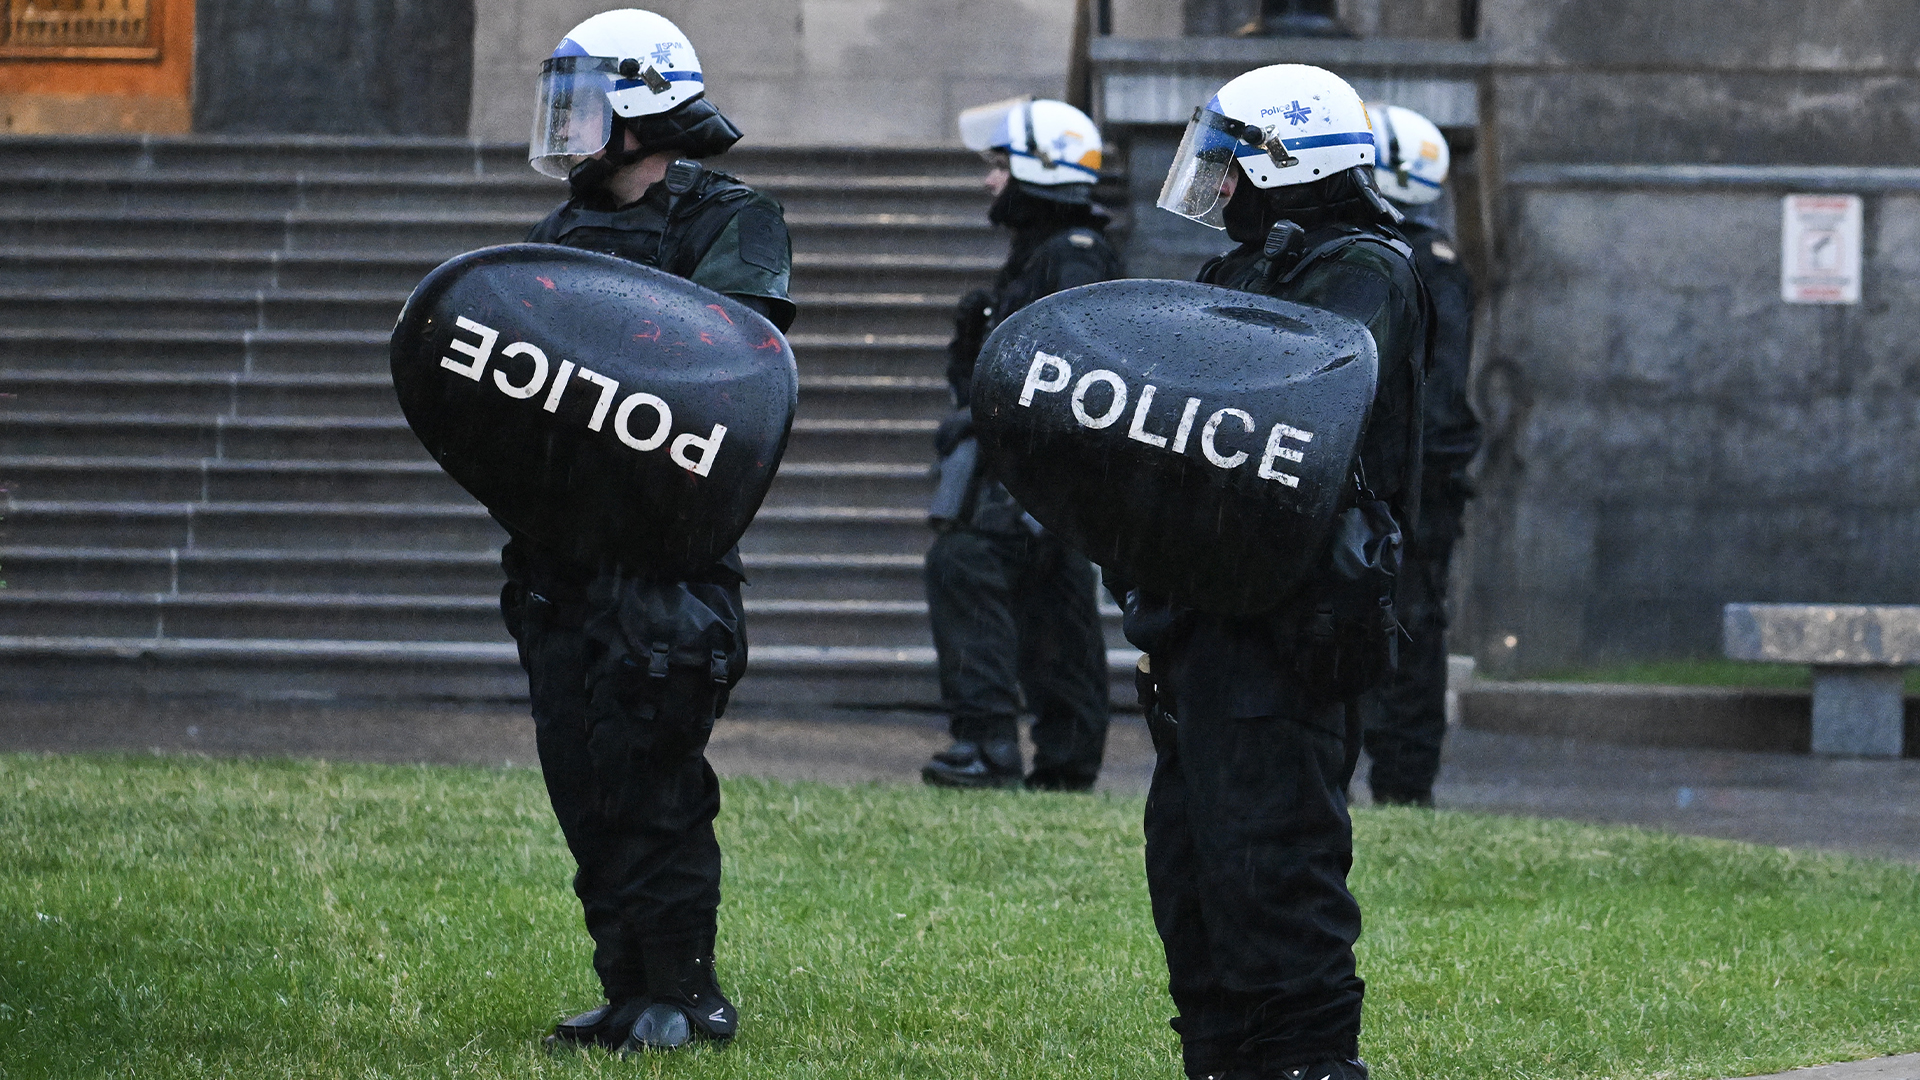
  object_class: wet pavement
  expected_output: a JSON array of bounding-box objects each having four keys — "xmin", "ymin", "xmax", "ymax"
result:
[{"xmin": 3, "ymin": 700, "xmax": 1917, "ymax": 863}]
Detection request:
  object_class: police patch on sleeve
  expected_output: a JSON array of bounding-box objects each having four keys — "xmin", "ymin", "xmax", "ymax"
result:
[{"xmin": 736, "ymin": 206, "xmax": 789, "ymax": 272}]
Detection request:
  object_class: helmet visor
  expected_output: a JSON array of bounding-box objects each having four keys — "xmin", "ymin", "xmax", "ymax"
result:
[
  {"xmin": 531, "ymin": 56, "xmax": 618, "ymax": 178},
  {"xmin": 1156, "ymin": 108, "xmax": 1249, "ymax": 229},
  {"xmin": 958, "ymin": 96, "xmax": 1026, "ymax": 154}
]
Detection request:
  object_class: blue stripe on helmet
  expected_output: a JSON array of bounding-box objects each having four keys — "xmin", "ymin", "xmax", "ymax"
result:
[
  {"xmin": 1281, "ymin": 131, "xmax": 1376, "ymax": 151},
  {"xmin": 1403, "ymin": 171, "xmax": 1444, "ymax": 189},
  {"xmin": 613, "ymin": 71, "xmax": 704, "ymax": 91},
  {"xmin": 1009, "ymin": 148, "xmax": 1100, "ymax": 180}
]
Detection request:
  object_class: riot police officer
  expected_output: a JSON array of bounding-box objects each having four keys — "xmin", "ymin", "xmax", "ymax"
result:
[
  {"xmin": 919, "ymin": 98, "xmax": 1123, "ymax": 791},
  {"xmin": 504, "ymin": 8, "xmax": 793, "ymax": 1054},
  {"xmin": 1358, "ymin": 103, "xmax": 1481, "ymax": 808},
  {"xmin": 1131, "ymin": 64, "xmax": 1429, "ymax": 1079}
]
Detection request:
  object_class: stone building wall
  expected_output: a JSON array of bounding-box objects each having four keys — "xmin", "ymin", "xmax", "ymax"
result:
[
  {"xmin": 1462, "ymin": 0, "xmax": 1920, "ymax": 671},
  {"xmin": 1108, "ymin": 0, "xmax": 1920, "ymax": 671},
  {"xmin": 468, "ymin": 0, "xmax": 1078, "ymax": 147},
  {"xmin": 194, "ymin": 0, "xmax": 474, "ymax": 135}
]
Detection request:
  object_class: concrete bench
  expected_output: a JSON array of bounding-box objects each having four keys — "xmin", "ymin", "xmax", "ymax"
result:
[{"xmin": 1723, "ymin": 604, "xmax": 1919, "ymax": 757}]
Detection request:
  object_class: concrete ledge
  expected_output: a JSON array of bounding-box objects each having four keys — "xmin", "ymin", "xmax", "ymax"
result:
[
  {"xmin": 1725, "ymin": 603, "xmax": 1920, "ymax": 665},
  {"xmin": 1461, "ymin": 681, "xmax": 1920, "ymax": 757}
]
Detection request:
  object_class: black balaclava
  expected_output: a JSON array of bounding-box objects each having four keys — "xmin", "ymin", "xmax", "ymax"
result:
[
  {"xmin": 566, "ymin": 97, "xmax": 745, "ymax": 201},
  {"xmin": 1222, "ymin": 165, "xmax": 1399, "ymax": 245}
]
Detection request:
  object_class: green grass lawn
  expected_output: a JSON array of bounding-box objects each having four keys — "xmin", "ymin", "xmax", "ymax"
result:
[{"xmin": 3, "ymin": 754, "xmax": 1918, "ymax": 1080}]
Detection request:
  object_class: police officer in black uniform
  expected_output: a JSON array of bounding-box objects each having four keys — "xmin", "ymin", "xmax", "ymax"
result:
[
  {"xmin": 506, "ymin": 9, "xmax": 792, "ymax": 1054},
  {"xmin": 1131, "ymin": 65, "xmax": 1428, "ymax": 1079},
  {"xmin": 1356, "ymin": 103, "xmax": 1481, "ymax": 808},
  {"xmin": 920, "ymin": 98, "xmax": 1123, "ymax": 791}
]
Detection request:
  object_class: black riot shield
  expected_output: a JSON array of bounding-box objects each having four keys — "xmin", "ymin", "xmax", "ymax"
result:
[
  {"xmin": 971, "ymin": 278, "xmax": 1377, "ymax": 616},
  {"xmin": 391, "ymin": 244, "xmax": 797, "ymax": 576}
]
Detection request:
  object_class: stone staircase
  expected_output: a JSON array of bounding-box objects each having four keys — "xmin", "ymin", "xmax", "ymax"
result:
[{"xmin": 0, "ymin": 135, "xmax": 1129, "ymax": 708}]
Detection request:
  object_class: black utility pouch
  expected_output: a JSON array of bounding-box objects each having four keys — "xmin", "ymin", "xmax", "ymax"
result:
[
  {"xmin": 579, "ymin": 574, "xmax": 746, "ymax": 813},
  {"xmin": 1291, "ymin": 490, "xmax": 1404, "ymax": 702}
]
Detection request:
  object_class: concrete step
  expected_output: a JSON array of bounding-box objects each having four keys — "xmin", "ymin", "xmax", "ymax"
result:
[
  {"xmin": 0, "ymin": 546, "xmax": 935, "ymax": 602},
  {"xmin": 0, "ymin": 136, "xmax": 984, "ymax": 181},
  {"xmin": 0, "ymin": 136, "xmax": 532, "ymax": 175},
  {"xmin": 0, "ymin": 170, "xmax": 992, "ymax": 220},
  {"xmin": 0, "ymin": 589, "xmax": 1124, "ymax": 650},
  {"xmin": 0, "ymin": 371, "xmax": 401, "ymax": 418},
  {"xmin": 0, "ymin": 246, "xmax": 997, "ymax": 297},
  {"xmin": 794, "ymin": 374, "xmax": 951, "ymax": 420},
  {"xmin": 0, "ymin": 370, "xmax": 945, "ymax": 422},
  {"xmin": 759, "ymin": 462, "xmax": 934, "ymax": 509},
  {"xmin": 0, "ymin": 455, "xmax": 465, "ymax": 504},
  {"xmin": 0, "ymin": 208, "xmax": 999, "ymax": 258},
  {"xmin": 0, "ymin": 328, "xmax": 390, "ymax": 374},
  {"xmin": 0, "ymin": 545, "xmax": 501, "ymax": 596},
  {"xmin": 0, "ymin": 133, "xmax": 1015, "ymax": 705},
  {"xmin": 0, "ymin": 498, "xmax": 932, "ymax": 556},
  {"xmin": 0, "ymin": 208, "xmax": 532, "ymax": 254},
  {"xmin": 0, "ymin": 589, "xmax": 512, "ymax": 643},
  {"xmin": 786, "ymin": 418, "xmax": 941, "ymax": 464},
  {"xmin": 792, "ymin": 292, "xmax": 957, "ymax": 338},
  {"xmin": 0, "ymin": 327, "xmax": 947, "ymax": 378},
  {"xmin": 0, "ymin": 286, "xmax": 955, "ymax": 338},
  {"xmin": 0, "ymin": 455, "xmax": 932, "ymax": 509},
  {"xmin": 0, "ymin": 498, "xmax": 508, "ymax": 550},
  {"xmin": 0, "ymin": 412, "xmax": 426, "ymax": 460},
  {"xmin": 743, "ymin": 506, "xmax": 931, "ymax": 556},
  {"xmin": 791, "ymin": 334, "xmax": 947, "ymax": 378},
  {"xmin": 0, "ymin": 413, "xmax": 937, "ymax": 464},
  {"xmin": 0, "ymin": 247, "xmax": 445, "ymax": 292}
]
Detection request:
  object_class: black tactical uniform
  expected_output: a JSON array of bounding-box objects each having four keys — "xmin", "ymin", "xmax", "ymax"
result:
[
  {"xmin": 921, "ymin": 182, "xmax": 1124, "ymax": 791},
  {"xmin": 1124, "ymin": 171, "xmax": 1426, "ymax": 1077},
  {"xmin": 1359, "ymin": 219, "xmax": 1479, "ymax": 806},
  {"xmin": 503, "ymin": 160, "xmax": 793, "ymax": 1047}
]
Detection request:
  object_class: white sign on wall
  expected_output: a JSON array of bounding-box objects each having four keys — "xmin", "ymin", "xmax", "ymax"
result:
[{"xmin": 1781, "ymin": 193, "xmax": 1863, "ymax": 304}]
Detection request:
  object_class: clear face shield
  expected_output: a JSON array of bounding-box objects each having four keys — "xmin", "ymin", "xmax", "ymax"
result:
[
  {"xmin": 958, "ymin": 97, "xmax": 1024, "ymax": 157},
  {"xmin": 530, "ymin": 55, "xmax": 619, "ymax": 179},
  {"xmin": 1157, "ymin": 107, "xmax": 1291, "ymax": 229}
]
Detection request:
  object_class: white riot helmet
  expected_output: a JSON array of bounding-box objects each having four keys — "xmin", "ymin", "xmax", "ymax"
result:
[
  {"xmin": 1158, "ymin": 64, "xmax": 1377, "ymax": 229},
  {"xmin": 530, "ymin": 9, "xmax": 714, "ymax": 179},
  {"xmin": 1366, "ymin": 103, "xmax": 1449, "ymax": 206},
  {"xmin": 958, "ymin": 97, "xmax": 1104, "ymax": 187}
]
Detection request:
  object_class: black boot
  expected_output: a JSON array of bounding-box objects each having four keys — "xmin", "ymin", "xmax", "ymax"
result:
[
  {"xmin": 545, "ymin": 999, "xmax": 646, "ymax": 1051},
  {"xmin": 920, "ymin": 738, "xmax": 1023, "ymax": 789},
  {"xmin": 1025, "ymin": 766, "xmax": 1097, "ymax": 792},
  {"xmin": 622, "ymin": 937, "xmax": 737, "ymax": 1052}
]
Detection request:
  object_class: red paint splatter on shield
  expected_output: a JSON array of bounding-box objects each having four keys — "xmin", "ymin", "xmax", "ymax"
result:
[
  {"xmin": 706, "ymin": 304, "xmax": 734, "ymax": 324},
  {"xmin": 754, "ymin": 335, "xmax": 782, "ymax": 351},
  {"xmin": 536, "ymin": 276, "xmax": 557, "ymax": 290},
  {"xmin": 699, "ymin": 331, "xmax": 717, "ymax": 345},
  {"xmin": 633, "ymin": 321, "xmax": 662, "ymax": 342}
]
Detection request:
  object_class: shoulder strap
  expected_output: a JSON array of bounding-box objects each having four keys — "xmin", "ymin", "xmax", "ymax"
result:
[
  {"xmin": 658, "ymin": 165, "xmax": 756, "ymax": 277},
  {"xmin": 1275, "ymin": 225, "xmax": 1413, "ymax": 287}
]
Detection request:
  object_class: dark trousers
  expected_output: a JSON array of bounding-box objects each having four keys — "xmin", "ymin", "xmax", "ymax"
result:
[
  {"xmin": 924, "ymin": 527, "xmax": 1111, "ymax": 783},
  {"xmin": 1359, "ymin": 535, "xmax": 1455, "ymax": 803},
  {"xmin": 502, "ymin": 543, "xmax": 742, "ymax": 1003},
  {"xmin": 1144, "ymin": 686, "xmax": 1365, "ymax": 1076}
]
